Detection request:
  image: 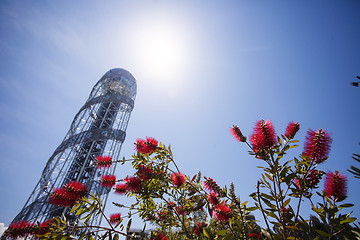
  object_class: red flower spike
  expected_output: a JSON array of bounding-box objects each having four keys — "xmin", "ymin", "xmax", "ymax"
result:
[
  {"xmin": 213, "ymin": 203, "xmax": 232, "ymax": 222},
  {"xmin": 96, "ymin": 156, "xmax": 113, "ymax": 168},
  {"xmin": 135, "ymin": 139, "xmax": 146, "ymax": 153},
  {"xmin": 38, "ymin": 220, "xmax": 52, "ymax": 235},
  {"xmin": 285, "ymin": 122, "xmax": 300, "ymax": 139},
  {"xmin": 114, "ymin": 183, "xmax": 128, "ymax": 195},
  {"xmin": 203, "ymin": 177, "xmax": 222, "ymax": 196},
  {"xmin": 324, "ymin": 171, "xmax": 348, "ymax": 201},
  {"xmin": 7, "ymin": 221, "xmax": 36, "ymax": 239},
  {"xmin": 303, "ymin": 129, "xmax": 332, "ymax": 163},
  {"xmin": 109, "ymin": 213, "xmax": 122, "ymax": 225},
  {"xmin": 137, "ymin": 164, "xmax": 153, "ymax": 180},
  {"xmin": 101, "ymin": 175, "xmax": 116, "ymax": 188},
  {"xmin": 134, "ymin": 137, "xmax": 158, "ymax": 154},
  {"xmin": 230, "ymin": 125, "xmax": 247, "ymax": 142},
  {"xmin": 49, "ymin": 188, "xmax": 77, "ymax": 207},
  {"xmin": 64, "ymin": 181, "xmax": 87, "ymax": 198},
  {"xmin": 171, "ymin": 172, "xmax": 185, "ymax": 187},
  {"xmin": 208, "ymin": 192, "xmax": 219, "ymax": 206},
  {"xmin": 124, "ymin": 176, "xmax": 142, "ymax": 192},
  {"xmin": 145, "ymin": 137, "xmax": 158, "ymax": 152},
  {"xmin": 250, "ymin": 119, "xmax": 277, "ymax": 151}
]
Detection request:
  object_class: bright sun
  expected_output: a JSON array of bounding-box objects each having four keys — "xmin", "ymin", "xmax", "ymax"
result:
[{"xmin": 131, "ymin": 23, "xmax": 187, "ymax": 78}]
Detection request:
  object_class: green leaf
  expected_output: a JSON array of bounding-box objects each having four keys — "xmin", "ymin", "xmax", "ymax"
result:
[
  {"xmin": 84, "ymin": 214, "xmax": 92, "ymax": 223},
  {"xmin": 261, "ymin": 193, "xmax": 274, "ymax": 201},
  {"xmin": 241, "ymin": 201, "xmax": 248, "ymax": 206},
  {"xmin": 113, "ymin": 234, "xmax": 119, "ymax": 240},
  {"xmin": 267, "ymin": 211, "xmax": 278, "ymax": 219},
  {"xmin": 340, "ymin": 217, "xmax": 357, "ymax": 224},
  {"xmin": 203, "ymin": 228, "xmax": 211, "ymax": 239},
  {"xmin": 69, "ymin": 203, "xmax": 81, "ymax": 214},
  {"xmin": 216, "ymin": 229, "xmax": 227, "ymax": 236},
  {"xmin": 247, "ymin": 207, "xmax": 258, "ymax": 212},
  {"xmin": 264, "ymin": 173, "xmax": 273, "ymax": 182},
  {"xmin": 260, "ymin": 228, "xmax": 272, "ymax": 239},
  {"xmin": 351, "ymin": 230, "xmax": 360, "ymax": 237},
  {"xmin": 315, "ymin": 230, "xmax": 331, "ymax": 237},
  {"xmin": 75, "ymin": 207, "xmax": 85, "ymax": 216},
  {"xmin": 289, "ymin": 145, "xmax": 299, "ymax": 148},
  {"xmin": 283, "ymin": 198, "xmax": 291, "ymax": 207},
  {"xmin": 339, "ymin": 203, "xmax": 354, "ymax": 208},
  {"xmin": 126, "ymin": 219, "xmax": 132, "ymax": 234}
]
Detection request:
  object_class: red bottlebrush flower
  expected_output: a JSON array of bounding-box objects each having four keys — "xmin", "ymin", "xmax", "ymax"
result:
[
  {"xmin": 176, "ymin": 206, "xmax": 186, "ymax": 216},
  {"xmin": 150, "ymin": 232, "xmax": 169, "ymax": 240},
  {"xmin": 109, "ymin": 213, "xmax": 122, "ymax": 225},
  {"xmin": 135, "ymin": 138, "xmax": 146, "ymax": 153},
  {"xmin": 193, "ymin": 222, "xmax": 207, "ymax": 235},
  {"xmin": 114, "ymin": 183, "xmax": 128, "ymax": 195},
  {"xmin": 49, "ymin": 188, "xmax": 77, "ymax": 207},
  {"xmin": 230, "ymin": 125, "xmax": 247, "ymax": 142},
  {"xmin": 285, "ymin": 122, "xmax": 300, "ymax": 139},
  {"xmin": 145, "ymin": 136, "xmax": 158, "ymax": 152},
  {"xmin": 203, "ymin": 177, "xmax": 222, "ymax": 196},
  {"xmin": 324, "ymin": 171, "xmax": 347, "ymax": 201},
  {"xmin": 101, "ymin": 175, "xmax": 116, "ymax": 188},
  {"xmin": 137, "ymin": 164, "xmax": 153, "ymax": 180},
  {"xmin": 96, "ymin": 156, "xmax": 113, "ymax": 168},
  {"xmin": 124, "ymin": 176, "xmax": 142, "ymax": 192},
  {"xmin": 64, "ymin": 181, "xmax": 87, "ymax": 198},
  {"xmin": 134, "ymin": 137, "xmax": 158, "ymax": 154},
  {"xmin": 171, "ymin": 172, "xmax": 185, "ymax": 187},
  {"xmin": 208, "ymin": 192, "xmax": 219, "ymax": 206},
  {"xmin": 250, "ymin": 119, "xmax": 277, "ymax": 151},
  {"xmin": 7, "ymin": 221, "xmax": 35, "ymax": 239},
  {"xmin": 37, "ymin": 219, "xmax": 52, "ymax": 235},
  {"xmin": 303, "ymin": 129, "xmax": 332, "ymax": 163},
  {"xmin": 213, "ymin": 203, "xmax": 232, "ymax": 222}
]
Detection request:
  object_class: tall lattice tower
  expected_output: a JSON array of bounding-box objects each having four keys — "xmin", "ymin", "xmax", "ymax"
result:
[{"xmin": 9, "ymin": 68, "xmax": 136, "ymax": 227}]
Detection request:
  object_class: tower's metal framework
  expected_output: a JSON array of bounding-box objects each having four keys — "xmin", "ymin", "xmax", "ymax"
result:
[{"xmin": 10, "ymin": 68, "xmax": 136, "ymax": 226}]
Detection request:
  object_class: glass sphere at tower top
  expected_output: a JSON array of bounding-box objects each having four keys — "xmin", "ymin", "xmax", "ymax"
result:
[{"xmin": 90, "ymin": 68, "xmax": 137, "ymax": 100}]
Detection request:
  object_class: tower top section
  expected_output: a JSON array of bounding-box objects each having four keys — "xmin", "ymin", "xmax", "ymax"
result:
[{"xmin": 89, "ymin": 68, "xmax": 137, "ymax": 101}]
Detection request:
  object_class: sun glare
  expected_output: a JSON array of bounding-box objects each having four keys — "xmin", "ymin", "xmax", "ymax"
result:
[
  {"xmin": 144, "ymin": 32, "xmax": 179, "ymax": 71},
  {"xmin": 130, "ymin": 22, "xmax": 187, "ymax": 79}
]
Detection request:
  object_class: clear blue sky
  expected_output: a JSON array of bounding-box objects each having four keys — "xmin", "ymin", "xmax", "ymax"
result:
[{"xmin": 0, "ymin": 0, "xmax": 360, "ymax": 230}]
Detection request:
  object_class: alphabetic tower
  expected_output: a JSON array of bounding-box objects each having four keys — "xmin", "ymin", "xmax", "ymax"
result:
[{"xmin": 10, "ymin": 68, "xmax": 136, "ymax": 226}]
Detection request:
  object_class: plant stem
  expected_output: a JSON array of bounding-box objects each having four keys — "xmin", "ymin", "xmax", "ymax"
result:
[{"xmin": 257, "ymin": 181, "xmax": 274, "ymax": 240}]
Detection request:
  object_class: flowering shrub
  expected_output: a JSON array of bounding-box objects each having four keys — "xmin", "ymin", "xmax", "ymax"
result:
[{"xmin": 3, "ymin": 120, "xmax": 360, "ymax": 240}]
